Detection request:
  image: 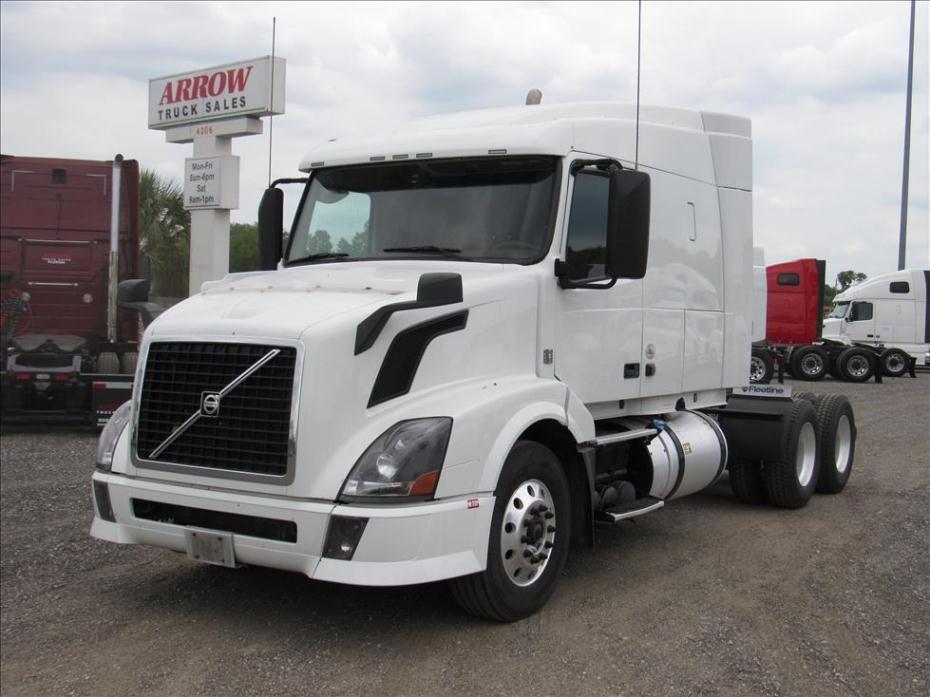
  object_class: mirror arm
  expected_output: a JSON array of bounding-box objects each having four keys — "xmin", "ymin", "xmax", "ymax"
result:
[
  {"xmin": 570, "ymin": 158, "xmax": 622, "ymax": 176},
  {"xmin": 554, "ymin": 260, "xmax": 617, "ymax": 290}
]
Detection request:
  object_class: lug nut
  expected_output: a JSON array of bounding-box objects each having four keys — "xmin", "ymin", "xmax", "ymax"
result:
[
  {"xmin": 547, "ymin": 525, "xmax": 556, "ymax": 533},
  {"xmin": 523, "ymin": 550, "xmax": 532, "ymax": 558},
  {"xmin": 544, "ymin": 512, "xmax": 554, "ymax": 519},
  {"xmin": 544, "ymin": 541, "xmax": 553, "ymax": 549}
]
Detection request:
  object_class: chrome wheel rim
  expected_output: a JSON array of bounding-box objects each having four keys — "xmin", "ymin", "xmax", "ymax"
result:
[
  {"xmin": 835, "ymin": 415, "xmax": 852, "ymax": 474},
  {"xmin": 500, "ymin": 479, "xmax": 556, "ymax": 587},
  {"xmin": 750, "ymin": 356, "xmax": 766, "ymax": 382},
  {"xmin": 801, "ymin": 354, "xmax": 824, "ymax": 377},
  {"xmin": 847, "ymin": 355, "xmax": 870, "ymax": 378},
  {"xmin": 796, "ymin": 422, "xmax": 817, "ymax": 487}
]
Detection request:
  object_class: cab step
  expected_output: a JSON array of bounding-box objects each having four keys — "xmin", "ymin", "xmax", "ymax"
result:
[{"xmin": 595, "ymin": 496, "xmax": 665, "ymax": 524}]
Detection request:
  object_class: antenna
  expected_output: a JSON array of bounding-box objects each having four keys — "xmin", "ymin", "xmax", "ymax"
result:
[
  {"xmin": 898, "ymin": 0, "xmax": 916, "ymax": 270},
  {"xmin": 268, "ymin": 16, "xmax": 277, "ymax": 187},
  {"xmin": 634, "ymin": 0, "xmax": 642, "ymax": 170}
]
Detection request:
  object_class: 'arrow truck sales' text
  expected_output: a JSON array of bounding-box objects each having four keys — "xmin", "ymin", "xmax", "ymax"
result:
[{"xmin": 154, "ymin": 66, "xmax": 253, "ymax": 122}]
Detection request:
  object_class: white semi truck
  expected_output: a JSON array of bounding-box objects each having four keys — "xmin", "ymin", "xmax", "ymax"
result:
[
  {"xmin": 90, "ymin": 100, "xmax": 857, "ymax": 621},
  {"xmin": 824, "ymin": 269, "xmax": 929, "ymax": 367}
]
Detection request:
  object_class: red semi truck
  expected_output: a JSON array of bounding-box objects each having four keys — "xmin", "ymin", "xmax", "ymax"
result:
[
  {"xmin": 1, "ymin": 155, "xmax": 157, "ymax": 425},
  {"xmin": 750, "ymin": 258, "xmax": 915, "ymax": 383}
]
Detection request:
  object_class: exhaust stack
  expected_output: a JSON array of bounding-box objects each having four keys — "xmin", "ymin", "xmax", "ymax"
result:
[{"xmin": 107, "ymin": 154, "xmax": 123, "ymax": 344}]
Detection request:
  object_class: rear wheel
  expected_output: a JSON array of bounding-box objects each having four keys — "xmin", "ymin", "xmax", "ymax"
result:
[
  {"xmin": 729, "ymin": 459, "xmax": 768, "ymax": 505},
  {"xmin": 879, "ymin": 348, "xmax": 910, "ymax": 378},
  {"xmin": 814, "ymin": 395, "xmax": 856, "ymax": 494},
  {"xmin": 791, "ymin": 346, "xmax": 828, "ymax": 381},
  {"xmin": 450, "ymin": 441, "xmax": 571, "ymax": 622},
  {"xmin": 763, "ymin": 399, "xmax": 820, "ymax": 509},
  {"xmin": 837, "ymin": 347, "xmax": 874, "ymax": 383}
]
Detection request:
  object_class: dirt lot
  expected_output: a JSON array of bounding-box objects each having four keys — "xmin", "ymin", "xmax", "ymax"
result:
[{"xmin": 2, "ymin": 375, "xmax": 928, "ymax": 697}]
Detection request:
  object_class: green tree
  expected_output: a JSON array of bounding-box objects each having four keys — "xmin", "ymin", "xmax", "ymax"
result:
[
  {"xmin": 836, "ymin": 270, "xmax": 867, "ymax": 291},
  {"xmin": 230, "ymin": 222, "xmax": 260, "ymax": 272},
  {"xmin": 140, "ymin": 169, "xmax": 190, "ymax": 298},
  {"xmin": 307, "ymin": 229, "xmax": 333, "ymax": 255},
  {"xmin": 824, "ymin": 284, "xmax": 838, "ymax": 306}
]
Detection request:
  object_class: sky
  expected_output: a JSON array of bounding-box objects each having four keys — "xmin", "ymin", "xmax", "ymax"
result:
[{"xmin": 1, "ymin": 0, "xmax": 927, "ymax": 282}]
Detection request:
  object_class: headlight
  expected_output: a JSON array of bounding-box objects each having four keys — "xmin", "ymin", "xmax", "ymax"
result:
[
  {"xmin": 340, "ymin": 418, "xmax": 452, "ymax": 500},
  {"xmin": 96, "ymin": 401, "xmax": 132, "ymax": 471}
]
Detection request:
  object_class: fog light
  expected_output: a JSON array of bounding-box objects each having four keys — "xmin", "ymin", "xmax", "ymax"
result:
[
  {"xmin": 83, "ymin": 293, "xmax": 93, "ymax": 304},
  {"xmin": 322, "ymin": 515, "xmax": 368, "ymax": 560},
  {"xmin": 93, "ymin": 480, "xmax": 115, "ymax": 522},
  {"xmin": 21, "ymin": 291, "xmax": 31, "ymax": 302}
]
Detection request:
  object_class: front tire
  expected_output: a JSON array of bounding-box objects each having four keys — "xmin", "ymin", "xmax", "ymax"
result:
[
  {"xmin": 750, "ymin": 348, "xmax": 774, "ymax": 384},
  {"xmin": 450, "ymin": 440, "xmax": 571, "ymax": 622}
]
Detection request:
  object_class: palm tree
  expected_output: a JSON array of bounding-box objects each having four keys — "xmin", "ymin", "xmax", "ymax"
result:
[{"xmin": 140, "ymin": 169, "xmax": 190, "ymax": 298}]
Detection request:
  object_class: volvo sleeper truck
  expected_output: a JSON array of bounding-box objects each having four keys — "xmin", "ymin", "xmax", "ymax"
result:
[
  {"xmin": 90, "ymin": 101, "xmax": 857, "ymax": 621},
  {"xmin": 749, "ymin": 259, "xmax": 921, "ymax": 383}
]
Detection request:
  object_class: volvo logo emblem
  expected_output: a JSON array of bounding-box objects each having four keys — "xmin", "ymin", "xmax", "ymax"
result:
[{"xmin": 201, "ymin": 392, "xmax": 221, "ymax": 417}]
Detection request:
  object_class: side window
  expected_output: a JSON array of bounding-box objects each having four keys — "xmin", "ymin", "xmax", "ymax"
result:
[
  {"xmin": 889, "ymin": 281, "xmax": 910, "ymax": 294},
  {"xmin": 564, "ymin": 171, "xmax": 609, "ymax": 280},
  {"xmin": 777, "ymin": 273, "xmax": 800, "ymax": 286},
  {"xmin": 851, "ymin": 302, "xmax": 873, "ymax": 322},
  {"xmin": 301, "ymin": 191, "xmax": 372, "ymax": 257}
]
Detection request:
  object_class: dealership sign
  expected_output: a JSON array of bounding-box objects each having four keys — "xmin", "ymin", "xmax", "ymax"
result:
[{"xmin": 148, "ymin": 56, "xmax": 285, "ymax": 129}]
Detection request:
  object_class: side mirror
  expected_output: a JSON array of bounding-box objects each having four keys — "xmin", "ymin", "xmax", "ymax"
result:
[
  {"xmin": 606, "ymin": 169, "xmax": 650, "ymax": 280},
  {"xmin": 258, "ymin": 186, "xmax": 284, "ymax": 270},
  {"xmin": 117, "ymin": 278, "xmax": 149, "ymax": 303}
]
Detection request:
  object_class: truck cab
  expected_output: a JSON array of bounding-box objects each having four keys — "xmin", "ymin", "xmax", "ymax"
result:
[
  {"xmin": 824, "ymin": 269, "xmax": 930, "ymax": 360},
  {"xmin": 92, "ymin": 101, "xmax": 850, "ymax": 621}
]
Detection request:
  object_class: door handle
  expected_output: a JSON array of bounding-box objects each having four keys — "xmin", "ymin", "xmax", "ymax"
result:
[
  {"xmin": 687, "ymin": 202, "xmax": 697, "ymax": 242},
  {"xmin": 645, "ymin": 363, "xmax": 656, "ymax": 377}
]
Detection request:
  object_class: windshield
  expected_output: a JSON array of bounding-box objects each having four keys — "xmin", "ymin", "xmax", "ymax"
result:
[
  {"xmin": 829, "ymin": 302, "xmax": 850, "ymax": 319},
  {"xmin": 285, "ymin": 157, "xmax": 557, "ymax": 265}
]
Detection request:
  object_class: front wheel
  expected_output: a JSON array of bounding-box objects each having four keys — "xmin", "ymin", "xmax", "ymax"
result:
[
  {"xmin": 750, "ymin": 348, "xmax": 774, "ymax": 384},
  {"xmin": 450, "ymin": 440, "xmax": 571, "ymax": 622}
]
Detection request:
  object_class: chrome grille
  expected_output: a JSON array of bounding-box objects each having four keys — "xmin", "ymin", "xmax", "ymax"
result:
[{"xmin": 135, "ymin": 342, "xmax": 297, "ymax": 477}]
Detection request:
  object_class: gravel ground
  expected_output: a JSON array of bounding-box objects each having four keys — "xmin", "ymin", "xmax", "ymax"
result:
[{"xmin": 2, "ymin": 375, "xmax": 928, "ymax": 697}]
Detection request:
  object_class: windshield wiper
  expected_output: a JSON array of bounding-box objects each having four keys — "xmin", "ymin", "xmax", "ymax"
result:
[
  {"xmin": 383, "ymin": 245, "xmax": 464, "ymax": 258},
  {"xmin": 288, "ymin": 252, "xmax": 350, "ymax": 266}
]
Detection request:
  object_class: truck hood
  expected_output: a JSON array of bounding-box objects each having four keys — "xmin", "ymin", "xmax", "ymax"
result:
[{"xmin": 148, "ymin": 261, "xmax": 512, "ymax": 340}]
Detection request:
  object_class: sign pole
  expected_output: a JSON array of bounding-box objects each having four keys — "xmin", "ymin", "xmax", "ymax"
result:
[{"xmin": 189, "ymin": 134, "xmax": 232, "ymax": 294}]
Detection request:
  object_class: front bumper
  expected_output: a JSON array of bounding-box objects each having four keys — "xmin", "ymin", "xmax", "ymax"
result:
[{"xmin": 90, "ymin": 472, "xmax": 494, "ymax": 586}]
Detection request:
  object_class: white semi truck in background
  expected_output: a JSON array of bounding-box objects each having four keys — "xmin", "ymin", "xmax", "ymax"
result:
[
  {"xmin": 90, "ymin": 100, "xmax": 857, "ymax": 621},
  {"xmin": 825, "ymin": 269, "xmax": 930, "ymax": 367}
]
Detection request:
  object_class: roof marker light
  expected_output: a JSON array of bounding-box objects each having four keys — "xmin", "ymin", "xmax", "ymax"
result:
[
  {"xmin": 370, "ymin": 156, "xmax": 386, "ymax": 162},
  {"xmin": 392, "ymin": 154, "xmax": 409, "ymax": 160},
  {"xmin": 415, "ymin": 153, "xmax": 433, "ymax": 159},
  {"xmin": 310, "ymin": 161, "xmax": 325, "ymax": 168},
  {"xmin": 488, "ymin": 149, "xmax": 507, "ymax": 156}
]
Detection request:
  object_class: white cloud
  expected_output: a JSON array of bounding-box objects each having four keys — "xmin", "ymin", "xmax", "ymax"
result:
[{"xmin": 1, "ymin": 0, "xmax": 927, "ymax": 278}]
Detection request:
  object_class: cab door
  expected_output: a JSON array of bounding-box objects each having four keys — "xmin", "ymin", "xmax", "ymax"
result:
[
  {"xmin": 554, "ymin": 165, "xmax": 643, "ymax": 405},
  {"xmin": 846, "ymin": 301, "xmax": 876, "ymax": 342}
]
